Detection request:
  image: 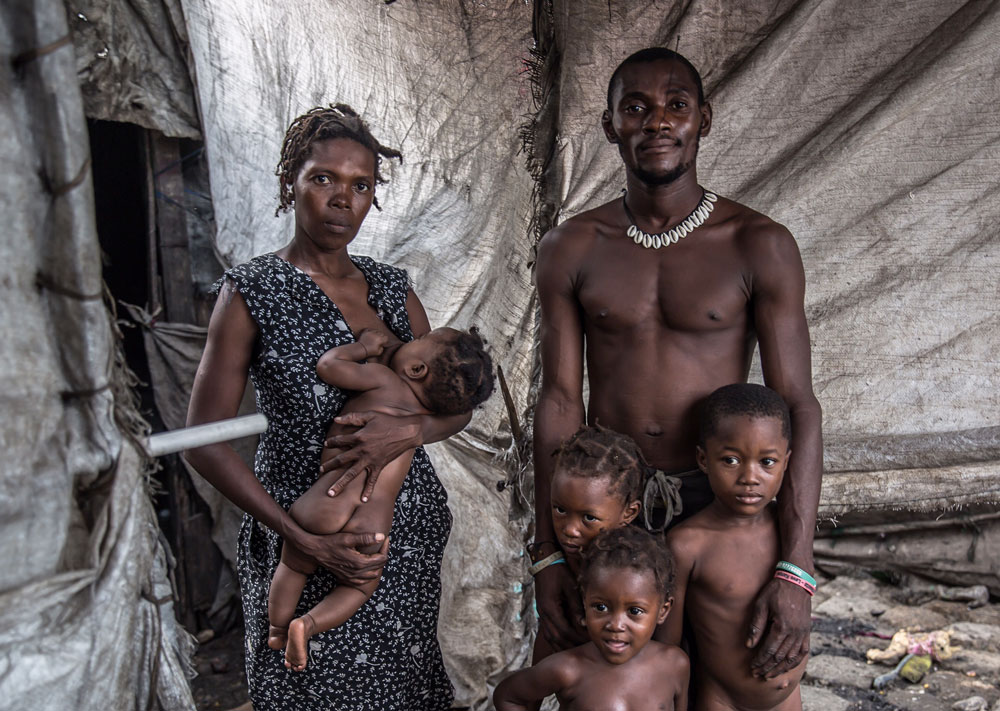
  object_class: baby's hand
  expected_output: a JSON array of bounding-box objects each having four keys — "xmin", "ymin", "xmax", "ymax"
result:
[{"xmin": 357, "ymin": 328, "xmax": 389, "ymax": 359}]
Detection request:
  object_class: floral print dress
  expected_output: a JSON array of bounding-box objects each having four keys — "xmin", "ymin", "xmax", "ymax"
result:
[{"xmin": 220, "ymin": 252, "xmax": 454, "ymax": 710}]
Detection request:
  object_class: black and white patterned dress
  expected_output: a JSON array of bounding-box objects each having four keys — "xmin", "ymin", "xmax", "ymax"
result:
[{"xmin": 220, "ymin": 252, "xmax": 454, "ymax": 710}]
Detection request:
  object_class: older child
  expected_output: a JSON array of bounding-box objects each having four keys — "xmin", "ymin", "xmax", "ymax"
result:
[
  {"xmin": 660, "ymin": 383, "xmax": 808, "ymax": 710},
  {"xmin": 496, "ymin": 527, "xmax": 688, "ymax": 710},
  {"xmin": 530, "ymin": 425, "xmax": 646, "ymax": 662},
  {"xmin": 268, "ymin": 325, "xmax": 493, "ymax": 670}
]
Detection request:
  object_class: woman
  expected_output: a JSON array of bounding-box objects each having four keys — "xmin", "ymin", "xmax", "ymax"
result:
[{"xmin": 185, "ymin": 104, "xmax": 466, "ymax": 709}]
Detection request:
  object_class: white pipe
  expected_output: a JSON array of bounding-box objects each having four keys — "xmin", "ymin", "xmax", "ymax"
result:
[{"xmin": 146, "ymin": 413, "xmax": 268, "ymax": 457}]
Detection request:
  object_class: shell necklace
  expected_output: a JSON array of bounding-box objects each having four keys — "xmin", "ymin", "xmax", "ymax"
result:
[{"xmin": 623, "ymin": 189, "xmax": 718, "ymax": 249}]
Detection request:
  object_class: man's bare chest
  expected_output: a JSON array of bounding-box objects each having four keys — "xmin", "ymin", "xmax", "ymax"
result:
[{"xmin": 575, "ymin": 244, "xmax": 750, "ymax": 335}]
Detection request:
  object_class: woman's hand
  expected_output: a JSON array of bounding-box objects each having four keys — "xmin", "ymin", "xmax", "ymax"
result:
[
  {"xmin": 294, "ymin": 529, "xmax": 390, "ymax": 586},
  {"xmin": 321, "ymin": 411, "xmax": 423, "ymax": 501}
]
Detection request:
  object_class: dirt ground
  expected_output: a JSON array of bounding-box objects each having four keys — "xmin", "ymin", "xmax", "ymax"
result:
[{"xmin": 190, "ymin": 574, "xmax": 1000, "ymax": 710}]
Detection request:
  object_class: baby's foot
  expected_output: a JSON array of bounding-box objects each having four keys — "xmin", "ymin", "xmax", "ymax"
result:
[
  {"xmin": 267, "ymin": 625, "xmax": 288, "ymax": 651},
  {"xmin": 285, "ymin": 614, "xmax": 315, "ymax": 671}
]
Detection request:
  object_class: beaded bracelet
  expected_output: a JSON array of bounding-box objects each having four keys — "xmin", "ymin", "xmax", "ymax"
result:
[
  {"xmin": 774, "ymin": 570, "xmax": 816, "ymax": 596},
  {"xmin": 775, "ymin": 561, "xmax": 817, "ymax": 588},
  {"xmin": 527, "ymin": 550, "xmax": 566, "ymax": 576}
]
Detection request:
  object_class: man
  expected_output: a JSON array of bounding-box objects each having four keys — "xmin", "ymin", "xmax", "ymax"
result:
[{"xmin": 531, "ymin": 47, "xmax": 822, "ymax": 681}]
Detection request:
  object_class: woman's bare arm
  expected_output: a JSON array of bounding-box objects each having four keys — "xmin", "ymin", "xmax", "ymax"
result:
[{"xmin": 183, "ymin": 280, "xmax": 386, "ymax": 582}]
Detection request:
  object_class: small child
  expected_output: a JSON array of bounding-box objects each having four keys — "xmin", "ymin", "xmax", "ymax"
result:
[
  {"xmin": 494, "ymin": 526, "xmax": 689, "ymax": 710},
  {"xmin": 532, "ymin": 425, "xmax": 646, "ymax": 662},
  {"xmin": 661, "ymin": 383, "xmax": 808, "ymax": 710},
  {"xmin": 267, "ymin": 326, "xmax": 494, "ymax": 671}
]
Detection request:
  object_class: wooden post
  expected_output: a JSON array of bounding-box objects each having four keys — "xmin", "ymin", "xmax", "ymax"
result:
[{"xmin": 150, "ymin": 131, "xmax": 196, "ymax": 325}]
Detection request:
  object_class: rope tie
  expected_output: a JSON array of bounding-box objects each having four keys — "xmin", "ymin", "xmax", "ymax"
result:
[
  {"xmin": 642, "ymin": 469, "xmax": 684, "ymax": 532},
  {"xmin": 12, "ymin": 33, "xmax": 73, "ymax": 69}
]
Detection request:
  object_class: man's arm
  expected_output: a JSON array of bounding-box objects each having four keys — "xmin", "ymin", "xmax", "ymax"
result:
[
  {"xmin": 746, "ymin": 222, "xmax": 823, "ymax": 677},
  {"xmin": 532, "ymin": 227, "xmax": 589, "ymax": 649}
]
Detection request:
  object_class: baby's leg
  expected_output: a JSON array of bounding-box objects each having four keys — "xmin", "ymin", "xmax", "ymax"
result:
[
  {"xmin": 284, "ymin": 450, "xmax": 412, "ymax": 671},
  {"xmin": 269, "ymin": 451, "xmax": 363, "ymax": 653},
  {"xmin": 267, "ymin": 541, "xmax": 319, "ymax": 651}
]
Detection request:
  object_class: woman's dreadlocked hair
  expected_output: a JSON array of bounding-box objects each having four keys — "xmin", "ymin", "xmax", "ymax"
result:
[
  {"xmin": 552, "ymin": 424, "xmax": 647, "ymax": 503},
  {"xmin": 275, "ymin": 103, "xmax": 403, "ymax": 216}
]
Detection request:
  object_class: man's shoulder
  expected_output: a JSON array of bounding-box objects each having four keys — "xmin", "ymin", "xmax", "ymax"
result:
[
  {"xmin": 714, "ymin": 195, "xmax": 799, "ymax": 261},
  {"xmin": 715, "ymin": 195, "xmax": 793, "ymax": 243},
  {"xmin": 538, "ymin": 201, "xmax": 620, "ymax": 256}
]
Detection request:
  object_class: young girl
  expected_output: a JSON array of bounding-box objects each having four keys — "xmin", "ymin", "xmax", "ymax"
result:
[
  {"xmin": 530, "ymin": 425, "xmax": 646, "ymax": 662},
  {"xmin": 267, "ymin": 326, "xmax": 493, "ymax": 670},
  {"xmin": 495, "ymin": 527, "xmax": 689, "ymax": 710}
]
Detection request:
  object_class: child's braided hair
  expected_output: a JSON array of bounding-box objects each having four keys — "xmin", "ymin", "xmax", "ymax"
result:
[
  {"xmin": 579, "ymin": 526, "xmax": 675, "ymax": 598},
  {"xmin": 275, "ymin": 103, "xmax": 402, "ymax": 215},
  {"xmin": 552, "ymin": 424, "xmax": 647, "ymax": 503}
]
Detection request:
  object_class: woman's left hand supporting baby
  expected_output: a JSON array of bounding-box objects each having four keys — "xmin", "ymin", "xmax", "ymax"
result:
[{"xmin": 321, "ymin": 411, "xmax": 423, "ymax": 501}]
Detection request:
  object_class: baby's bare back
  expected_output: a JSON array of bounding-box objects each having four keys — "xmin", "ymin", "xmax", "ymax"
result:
[
  {"xmin": 679, "ymin": 513, "xmax": 805, "ymax": 710},
  {"xmin": 291, "ymin": 373, "xmax": 426, "ymax": 536}
]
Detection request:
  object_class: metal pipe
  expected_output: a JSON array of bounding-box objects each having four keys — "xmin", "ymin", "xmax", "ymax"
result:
[{"xmin": 146, "ymin": 413, "xmax": 267, "ymax": 457}]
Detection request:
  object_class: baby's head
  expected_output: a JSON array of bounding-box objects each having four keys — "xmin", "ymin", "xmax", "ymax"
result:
[
  {"xmin": 550, "ymin": 425, "xmax": 645, "ymax": 559},
  {"xmin": 697, "ymin": 383, "xmax": 791, "ymax": 516},
  {"xmin": 578, "ymin": 526, "xmax": 674, "ymax": 664},
  {"xmin": 392, "ymin": 326, "xmax": 494, "ymax": 415}
]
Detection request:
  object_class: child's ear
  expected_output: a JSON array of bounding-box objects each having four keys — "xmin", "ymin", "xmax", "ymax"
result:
[
  {"xmin": 406, "ymin": 361, "xmax": 429, "ymax": 380},
  {"xmin": 696, "ymin": 445, "xmax": 708, "ymax": 473},
  {"xmin": 621, "ymin": 499, "xmax": 641, "ymax": 526},
  {"xmin": 657, "ymin": 596, "xmax": 673, "ymax": 625}
]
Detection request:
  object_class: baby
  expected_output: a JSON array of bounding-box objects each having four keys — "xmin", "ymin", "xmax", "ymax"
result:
[
  {"xmin": 661, "ymin": 383, "xmax": 809, "ymax": 710},
  {"xmin": 494, "ymin": 526, "xmax": 689, "ymax": 710},
  {"xmin": 531, "ymin": 424, "xmax": 646, "ymax": 662},
  {"xmin": 267, "ymin": 326, "xmax": 494, "ymax": 670}
]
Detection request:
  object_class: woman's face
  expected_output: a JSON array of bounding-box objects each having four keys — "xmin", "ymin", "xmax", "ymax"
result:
[{"xmin": 291, "ymin": 137, "xmax": 377, "ymax": 253}]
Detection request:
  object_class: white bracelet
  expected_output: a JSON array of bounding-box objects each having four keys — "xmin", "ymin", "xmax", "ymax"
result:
[{"xmin": 527, "ymin": 550, "xmax": 565, "ymax": 576}]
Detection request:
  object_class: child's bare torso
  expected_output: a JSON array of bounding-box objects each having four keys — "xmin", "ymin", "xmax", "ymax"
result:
[
  {"xmin": 556, "ymin": 642, "xmax": 685, "ymax": 711},
  {"xmin": 674, "ymin": 508, "xmax": 805, "ymax": 711}
]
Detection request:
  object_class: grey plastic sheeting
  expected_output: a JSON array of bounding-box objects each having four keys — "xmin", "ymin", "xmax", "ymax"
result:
[
  {"xmin": 67, "ymin": 0, "xmax": 200, "ymax": 138},
  {"xmin": 176, "ymin": 0, "xmax": 999, "ymax": 707},
  {"xmin": 0, "ymin": 1, "xmax": 195, "ymax": 708}
]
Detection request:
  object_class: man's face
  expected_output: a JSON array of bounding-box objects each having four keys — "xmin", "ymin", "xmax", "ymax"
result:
[{"xmin": 602, "ymin": 58, "xmax": 712, "ymax": 186}]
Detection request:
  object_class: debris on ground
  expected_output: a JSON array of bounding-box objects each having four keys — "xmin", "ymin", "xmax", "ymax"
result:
[{"xmin": 189, "ymin": 574, "xmax": 999, "ymax": 710}]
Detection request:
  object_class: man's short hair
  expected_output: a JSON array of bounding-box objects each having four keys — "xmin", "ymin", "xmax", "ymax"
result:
[
  {"xmin": 698, "ymin": 383, "xmax": 792, "ymax": 446},
  {"xmin": 606, "ymin": 47, "xmax": 706, "ymax": 110}
]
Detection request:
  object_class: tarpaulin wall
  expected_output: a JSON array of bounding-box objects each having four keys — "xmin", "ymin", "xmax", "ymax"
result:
[
  {"xmin": 1, "ymin": 0, "xmax": 195, "ymax": 708},
  {"xmin": 105, "ymin": 0, "xmax": 999, "ymax": 706}
]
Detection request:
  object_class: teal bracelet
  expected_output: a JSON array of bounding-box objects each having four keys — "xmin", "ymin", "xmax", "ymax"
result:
[{"xmin": 776, "ymin": 561, "xmax": 817, "ymax": 588}]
